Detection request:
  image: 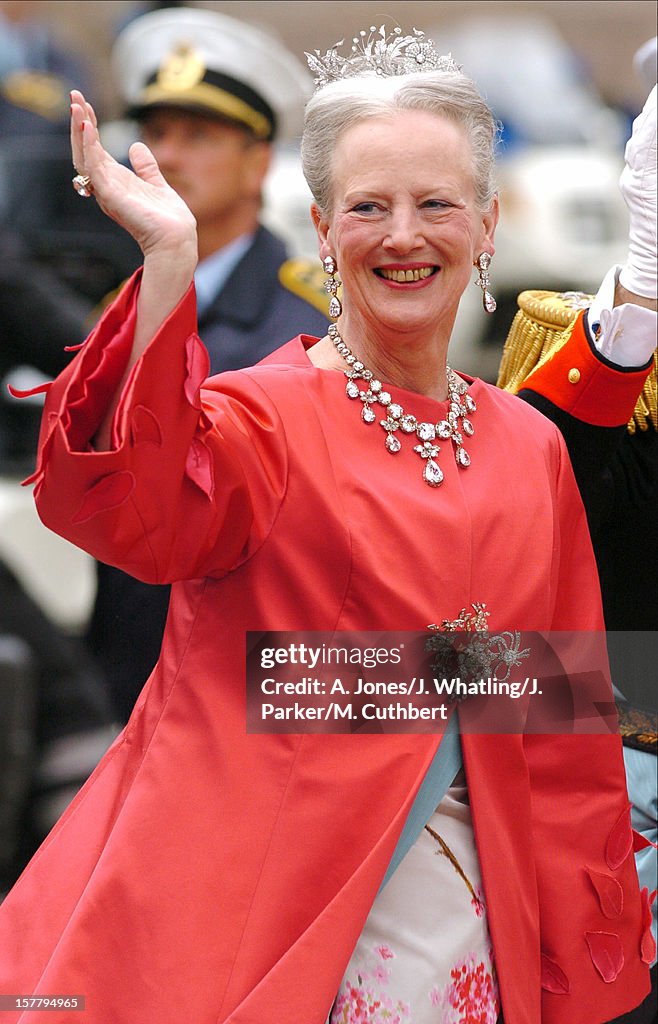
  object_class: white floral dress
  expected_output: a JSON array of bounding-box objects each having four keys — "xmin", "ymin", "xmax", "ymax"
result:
[{"xmin": 330, "ymin": 776, "xmax": 500, "ymax": 1024}]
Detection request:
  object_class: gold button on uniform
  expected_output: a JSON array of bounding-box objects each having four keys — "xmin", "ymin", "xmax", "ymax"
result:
[{"xmin": 568, "ymin": 368, "xmax": 581, "ymax": 384}]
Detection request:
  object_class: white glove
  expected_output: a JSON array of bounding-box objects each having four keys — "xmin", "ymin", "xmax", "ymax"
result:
[{"xmin": 619, "ymin": 85, "xmax": 657, "ymax": 298}]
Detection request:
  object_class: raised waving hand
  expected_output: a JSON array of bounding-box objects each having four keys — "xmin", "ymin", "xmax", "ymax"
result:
[
  {"xmin": 71, "ymin": 90, "xmax": 198, "ymax": 262},
  {"xmin": 70, "ymin": 91, "xmax": 199, "ymax": 448}
]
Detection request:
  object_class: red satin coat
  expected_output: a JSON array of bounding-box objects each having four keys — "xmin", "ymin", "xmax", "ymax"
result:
[{"xmin": 0, "ymin": 276, "xmax": 650, "ymax": 1023}]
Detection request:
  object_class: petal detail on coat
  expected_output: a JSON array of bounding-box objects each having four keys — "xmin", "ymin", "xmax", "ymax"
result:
[
  {"xmin": 585, "ymin": 931, "xmax": 624, "ymax": 982},
  {"xmin": 184, "ymin": 333, "xmax": 210, "ymax": 410},
  {"xmin": 605, "ymin": 803, "xmax": 633, "ymax": 870},
  {"xmin": 7, "ymin": 380, "xmax": 52, "ymax": 398},
  {"xmin": 640, "ymin": 887, "xmax": 657, "ymax": 965},
  {"xmin": 21, "ymin": 467, "xmax": 41, "ymax": 487},
  {"xmin": 72, "ymin": 471, "xmax": 135, "ymax": 524},
  {"xmin": 185, "ymin": 437, "xmax": 215, "ymax": 500},
  {"xmin": 21, "ymin": 415, "xmax": 58, "ymax": 486},
  {"xmin": 130, "ymin": 405, "xmax": 163, "ymax": 448},
  {"xmin": 633, "ymin": 829, "xmax": 658, "ymax": 852},
  {"xmin": 540, "ymin": 953, "xmax": 570, "ymax": 993},
  {"xmin": 585, "ymin": 866, "xmax": 624, "ymax": 918}
]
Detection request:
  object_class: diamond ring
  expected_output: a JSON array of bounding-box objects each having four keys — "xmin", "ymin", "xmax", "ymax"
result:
[{"xmin": 72, "ymin": 173, "xmax": 94, "ymax": 198}]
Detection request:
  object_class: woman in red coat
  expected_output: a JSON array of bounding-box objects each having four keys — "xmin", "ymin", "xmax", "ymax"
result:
[{"xmin": 0, "ymin": 26, "xmax": 652, "ymax": 1024}]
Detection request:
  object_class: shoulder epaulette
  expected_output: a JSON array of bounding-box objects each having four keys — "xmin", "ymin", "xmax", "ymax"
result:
[
  {"xmin": 497, "ymin": 289, "xmax": 656, "ymax": 433},
  {"xmin": 1, "ymin": 70, "xmax": 69, "ymax": 121},
  {"xmin": 278, "ymin": 258, "xmax": 330, "ymax": 316},
  {"xmin": 616, "ymin": 700, "xmax": 657, "ymax": 754},
  {"xmin": 497, "ymin": 289, "xmax": 591, "ymax": 394},
  {"xmin": 628, "ymin": 350, "xmax": 657, "ymax": 434}
]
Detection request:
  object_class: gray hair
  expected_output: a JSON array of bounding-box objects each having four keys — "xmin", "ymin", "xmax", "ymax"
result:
[{"xmin": 301, "ymin": 71, "xmax": 499, "ymax": 216}]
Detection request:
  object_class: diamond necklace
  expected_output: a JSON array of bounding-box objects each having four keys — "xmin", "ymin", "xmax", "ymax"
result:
[{"xmin": 328, "ymin": 322, "xmax": 476, "ymax": 488}]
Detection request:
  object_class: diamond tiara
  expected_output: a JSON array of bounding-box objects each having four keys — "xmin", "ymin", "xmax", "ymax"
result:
[{"xmin": 305, "ymin": 25, "xmax": 461, "ymax": 89}]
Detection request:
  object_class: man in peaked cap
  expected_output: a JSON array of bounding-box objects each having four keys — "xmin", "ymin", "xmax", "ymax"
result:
[
  {"xmin": 111, "ymin": 5, "xmax": 328, "ymax": 369},
  {"xmin": 88, "ymin": 6, "xmax": 329, "ymax": 721}
]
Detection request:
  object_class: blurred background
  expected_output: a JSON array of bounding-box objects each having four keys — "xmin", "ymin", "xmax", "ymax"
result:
[
  {"xmin": 0, "ymin": 0, "xmax": 655, "ymax": 892},
  {"xmin": 29, "ymin": 1, "xmax": 657, "ymax": 115}
]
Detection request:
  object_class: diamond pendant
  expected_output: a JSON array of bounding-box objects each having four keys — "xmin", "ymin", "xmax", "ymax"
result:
[
  {"xmin": 328, "ymin": 322, "xmax": 476, "ymax": 490},
  {"xmin": 483, "ymin": 290, "xmax": 497, "ymax": 314},
  {"xmin": 329, "ymin": 296, "xmax": 343, "ymax": 318},
  {"xmin": 424, "ymin": 459, "xmax": 444, "ymax": 487}
]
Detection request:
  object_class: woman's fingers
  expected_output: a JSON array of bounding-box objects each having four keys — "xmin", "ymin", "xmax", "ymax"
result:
[
  {"xmin": 68, "ymin": 88, "xmax": 197, "ymax": 258},
  {"xmin": 86, "ymin": 100, "xmax": 99, "ymax": 130},
  {"xmin": 70, "ymin": 90, "xmax": 87, "ymax": 173},
  {"xmin": 70, "ymin": 89, "xmax": 100, "ymax": 172},
  {"xmin": 128, "ymin": 141, "xmax": 167, "ymax": 188}
]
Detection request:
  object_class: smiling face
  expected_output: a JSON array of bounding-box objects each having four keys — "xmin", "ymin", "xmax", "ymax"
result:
[{"xmin": 312, "ymin": 109, "xmax": 498, "ymax": 353}]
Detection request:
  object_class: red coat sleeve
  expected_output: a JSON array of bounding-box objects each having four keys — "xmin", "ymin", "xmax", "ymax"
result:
[{"xmin": 29, "ymin": 273, "xmax": 287, "ymax": 583}]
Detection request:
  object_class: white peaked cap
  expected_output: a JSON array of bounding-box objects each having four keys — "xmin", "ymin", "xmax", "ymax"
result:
[{"xmin": 111, "ymin": 7, "xmax": 312, "ymax": 141}]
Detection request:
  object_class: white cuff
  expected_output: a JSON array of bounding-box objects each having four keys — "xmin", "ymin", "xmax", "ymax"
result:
[{"xmin": 587, "ymin": 264, "xmax": 657, "ymax": 367}]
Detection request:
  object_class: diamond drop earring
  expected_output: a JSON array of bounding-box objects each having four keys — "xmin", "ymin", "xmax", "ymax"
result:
[
  {"xmin": 476, "ymin": 253, "xmax": 496, "ymax": 314},
  {"xmin": 323, "ymin": 256, "xmax": 343, "ymax": 319}
]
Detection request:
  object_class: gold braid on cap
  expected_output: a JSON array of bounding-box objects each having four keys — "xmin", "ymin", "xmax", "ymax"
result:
[
  {"xmin": 305, "ymin": 26, "xmax": 460, "ymax": 89},
  {"xmin": 497, "ymin": 290, "xmax": 657, "ymax": 434}
]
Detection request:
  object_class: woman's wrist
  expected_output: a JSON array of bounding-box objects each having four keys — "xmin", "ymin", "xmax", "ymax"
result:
[
  {"xmin": 136, "ymin": 242, "xmax": 198, "ymax": 355},
  {"xmin": 139, "ymin": 242, "xmax": 198, "ymax": 324},
  {"xmin": 142, "ymin": 237, "xmax": 198, "ymax": 283}
]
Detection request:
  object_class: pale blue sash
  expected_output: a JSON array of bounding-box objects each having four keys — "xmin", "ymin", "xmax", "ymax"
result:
[{"xmin": 379, "ymin": 714, "xmax": 462, "ymax": 891}]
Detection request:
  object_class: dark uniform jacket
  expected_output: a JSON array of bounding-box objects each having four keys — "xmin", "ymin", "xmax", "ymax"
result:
[
  {"xmin": 198, "ymin": 225, "xmax": 329, "ymax": 370},
  {"xmin": 499, "ymin": 295, "xmax": 657, "ymax": 637}
]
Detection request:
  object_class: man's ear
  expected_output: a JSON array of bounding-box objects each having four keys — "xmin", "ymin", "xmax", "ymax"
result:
[
  {"xmin": 244, "ymin": 141, "xmax": 273, "ymax": 197},
  {"xmin": 311, "ymin": 203, "xmax": 332, "ymax": 259}
]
